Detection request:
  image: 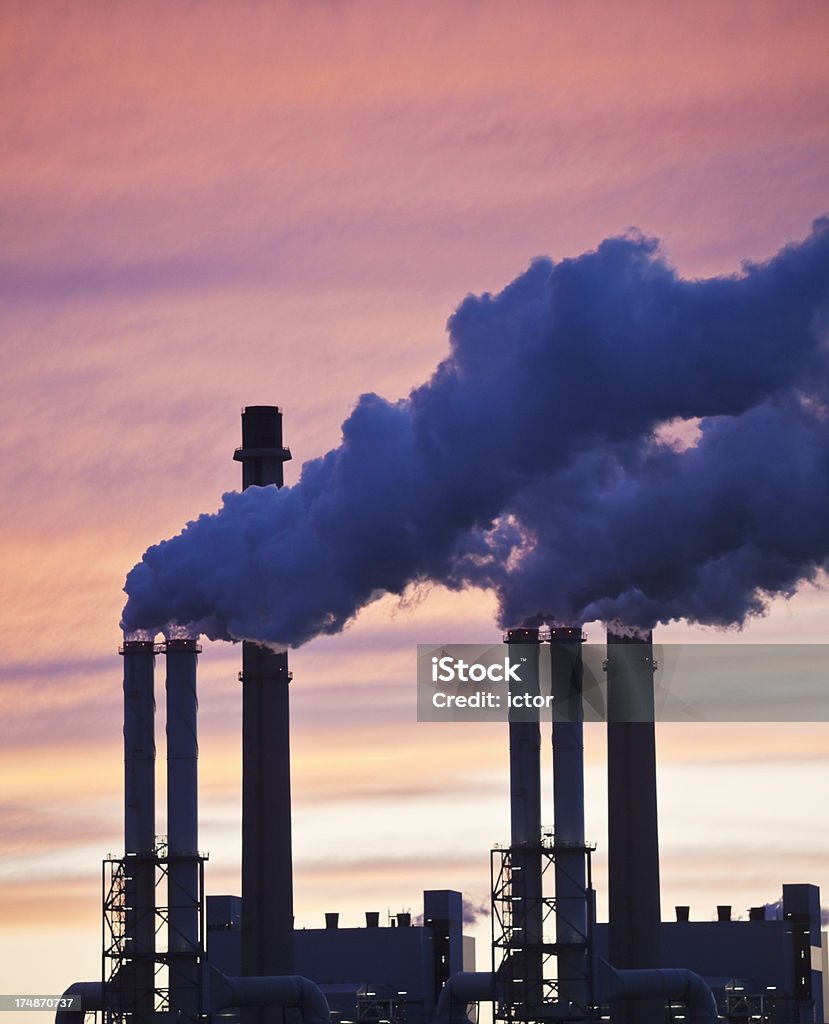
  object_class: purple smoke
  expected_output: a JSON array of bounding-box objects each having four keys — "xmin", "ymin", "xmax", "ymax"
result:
[{"xmin": 122, "ymin": 218, "xmax": 829, "ymax": 645}]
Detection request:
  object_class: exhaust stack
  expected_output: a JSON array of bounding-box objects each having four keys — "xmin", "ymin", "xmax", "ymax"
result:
[
  {"xmin": 606, "ymin": 627, "xmax": 662, "ymax": 1024},
  {"xmin": 549, "ymin": 626, "xmax": 589, "ymax": 1013},
  {"xmin": 121, "ymin": 639, "xmax": 157, "ymax": 1017},
  {"xmin": 165, "ymin": 637, "xmax": 202, "ymax": 1021},
  {"xmin": 504, "ymin": 627, "xmax": 544, "ymax": 1015},
  {"xmin": 235, "ymin": 406, "xmax": 295, "ymax": 993}
]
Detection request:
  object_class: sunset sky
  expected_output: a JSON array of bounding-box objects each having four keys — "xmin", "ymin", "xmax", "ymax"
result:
[{"xmin": 2, "ymin": 1, "xmax": 829, "ymax": 1013}]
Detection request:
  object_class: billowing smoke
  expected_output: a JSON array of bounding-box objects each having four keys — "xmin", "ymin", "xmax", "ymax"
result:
[
  {"xmin": 122, "ymin": 218, "xmax": 829, "ymax": 646},
  {"xmin": 454, "ymin": 396, "xmax": 829, "ymax": 628}
]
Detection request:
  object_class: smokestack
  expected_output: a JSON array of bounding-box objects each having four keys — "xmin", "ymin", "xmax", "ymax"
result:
[
  {"xmin": 549, "ymin": 626, "xmax": 589, "ymax": 1012},
  {"xmin": 505, "ymin": 627, "xmax": 543, "ymax": 1015},
  {"xmin": 606, "ymin": 627, "xmax": 662, "ymax": 1024},
  {"xmin": 121, "ymin": 639, "xmax": 156, "ymax": 1018},
  {"xmin": 165, "ymin": 637, "xmax": 202, "ymax": 1022},
  {"xmin": 366, "ymin": 912, "xmax": 380, "ymax": 928},
  {"xmin": 234, "ymin": 404, "xmax": 293, "ymax": 488},
  {"xmin": 235, "ymin": 406, "xmax": 295, "ymax": 1003}
]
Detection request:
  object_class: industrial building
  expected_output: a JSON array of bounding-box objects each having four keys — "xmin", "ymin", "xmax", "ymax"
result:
[
  {"xmin": 208, "ymin": 891, "xmax": 474, "ymax": 1024},
  {"xmin": 594, "ymin": 886, "xmax": 828, "ymax": 1023},
  {"xmin": 56, "ymin": 406, "xmax": 827, "ymax": 1024}
]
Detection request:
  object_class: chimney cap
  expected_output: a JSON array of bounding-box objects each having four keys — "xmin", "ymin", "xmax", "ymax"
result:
[
  {"xmin": 164, "ymin": 637, "xmax": 202, "ymax": 652},
  {"xmin": 504, "ymin": 627, "xmax": 540, "ymax": 644}
]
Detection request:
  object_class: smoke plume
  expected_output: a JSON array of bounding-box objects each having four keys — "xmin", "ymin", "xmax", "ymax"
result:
[
  {"xmin": 462, "ymin": 896, "xmax": 491, "ymax": 926},
  {"xmin": 122, "ymin": 218, "xmax": 829, "ymax": 645}
]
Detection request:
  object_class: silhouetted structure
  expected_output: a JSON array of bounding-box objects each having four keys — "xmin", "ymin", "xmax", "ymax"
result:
[
  {"xmin": 594, "ymin": 885, "xmax": 825, "ymax": 1022},
  {"xmin": 208, "ymin": 891, "xmax": 475, "ymax": 1024},
  {"xmin": 55, "ymin": 408, "xmax": 829, "ymax": 1024},
  {"xmin": 234, "ymin": 407, "xmax": 295, "ymax": 998},
  {"xmin": 550, "ymin": 627, "xmax": 590, "ymax": 1014},
  {"xmin": 606, "ymin": 628, "xmax": 662, "ymax": 1024}
]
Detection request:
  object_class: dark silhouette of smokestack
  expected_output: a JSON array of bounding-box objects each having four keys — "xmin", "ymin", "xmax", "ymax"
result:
[
  {"xmin": 549, "ymin": 626, "xmax": 589, "ymax": 1013},
  {"xmin": 165, "ymin": 637, "xmax": 202, "ymax": 1022},
  {"xmin": 505, "ymin": 627, "xmax": 544, "ymax": 1016},
  {"xmin": 606, "ymin": 627, "xmax": 662, "ymax": 1024},
  {"xmin": 121, "ymin": 639, "xmax": 156, "ymax": 1018},
  {"xmin": 235, "ymin": 406, "xmax": 294, "ymax": 1020}
]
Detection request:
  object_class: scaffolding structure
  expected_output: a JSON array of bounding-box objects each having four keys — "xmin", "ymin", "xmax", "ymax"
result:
[
  {"xmin": 491, "ymin": 837, "xmax": 595, "ymax": 1023},
  {"xmin": 102, "ymin": 840, "xmax": 207, "ymax": 1022}
]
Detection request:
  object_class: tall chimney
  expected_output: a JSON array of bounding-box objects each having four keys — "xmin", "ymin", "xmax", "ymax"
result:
[
  {"xmin": 165, "ymin": 637, "xmax": 202, "ymax": 1022},
  {"xmin": 234, "ymin": 406, "xmax": 294, "ymax": 1005},
  {"xmin": 121, "ymin": 639, "xmax": 157, "ymax": 1018},
  {"xmin": 606, "ymin": 627, "xmax": 662, "ymax": 1024},
  {"xmin": 549, "ymin": 626, "xmax": 589, "ymax": 1013},
  {"xmin": 505, "ymin": 627, "xmax": 544, "ymax": 1016}
]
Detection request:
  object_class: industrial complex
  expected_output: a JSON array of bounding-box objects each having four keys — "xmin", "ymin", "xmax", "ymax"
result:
[{"xmin": 56, "ymin": 407, "xmax": 827, "ymax": 1024}]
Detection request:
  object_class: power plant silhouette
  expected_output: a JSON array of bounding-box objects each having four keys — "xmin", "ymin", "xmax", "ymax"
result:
[{"xmin": 57, "ymin": 407, "xmax": 826, "ymax": 1024}]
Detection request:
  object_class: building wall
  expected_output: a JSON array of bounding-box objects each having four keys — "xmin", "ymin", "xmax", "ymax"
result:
[{"xmin": 206, "ymin": 894, "xmax": 242, "ymax": 979}]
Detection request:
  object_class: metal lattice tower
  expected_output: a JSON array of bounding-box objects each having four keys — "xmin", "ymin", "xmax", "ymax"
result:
[
  {"xmin": 491, "ymin": 838, "xmax": 595, "ymax": 1022},
  {"xmin": 102, "ymin": 841, "xmax": 207, "ymax": 1021}
]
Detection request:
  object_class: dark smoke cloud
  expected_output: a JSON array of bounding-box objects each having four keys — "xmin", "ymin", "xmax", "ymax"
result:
[
  {"xmin": 462, "ymin": 896, "xmax": 491, "ymax": 926},
  {"xmin": 454, "ymin": 396, "xmax": 829, "ymax": 629},
  {"xmin": 122, "ymin": 218, "xmax": 829, "ymax": 645}
]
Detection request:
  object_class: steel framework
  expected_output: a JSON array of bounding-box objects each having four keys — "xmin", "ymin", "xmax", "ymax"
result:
[
  {"xmin": 102, "ymin": 840, "xmax": 207, "ymax": 1023},
  {"xmin": 491, "ymin": 838, "xmax": 595, "ymax": 1023}
]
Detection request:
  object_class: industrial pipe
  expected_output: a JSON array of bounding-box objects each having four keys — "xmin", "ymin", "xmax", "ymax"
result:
[
  {"xmin": 54, "ymin": 981, "xmax": 103, "ymax": 1024},
  {"xmin": 165, "ymin": 636, "xmax": 202, "ymax": 1021},
  {"xmin": 433, "ymin": 972, "xmax": 497, "ymax": 1024},
  {"xmin": 207, "ymin": 967, "xmax": 330, "ymax": 1024},
  {"xmin": 596, "ymin": 960, "xmax": 718, "ymax": 1024}
]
